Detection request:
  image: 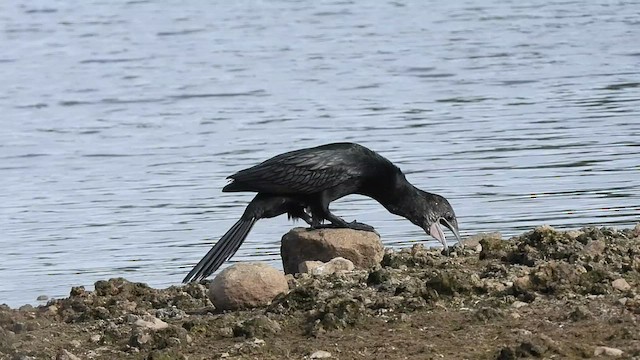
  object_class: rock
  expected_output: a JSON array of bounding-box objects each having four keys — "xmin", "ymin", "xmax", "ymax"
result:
[
  {"xmin": 594, "ymin": 346, "xmax": 623, "ymax": 357},
  {"xmin": 209, "ymin": 262, "xmax": 289, "ymax": 310},
  {"xmin": 281, "ymin": 228, "xmax": 384, "ymax": 274},
  {"xmin": 299, "ymin": 261, "xmax": 325, "ymax": 274},
  {"xmin": 583, "ymin": 240, "xmax": 606, "ymax": 257},
  {"xmin": 463, "ymin": 232, "xmax": 501, "ymax": 252},
  {"xmin": 133, "ymin": 315, "xmax": 169, "ymax": 330},
  {"xmin": 611, "ymin": 278, "xmax": 630, "ymax": 292},
  {"xmin": 90, "ymin": 334, "xmax": 101, "ymax": 343},
  {"xmin": 129, "ymin": 330, "xmax": 153, "ymax": 348},
  {"xmin": 300, "ymin": 257, "xmax": 355, "ymax": 275},
  {"xmin": 511, "ymin": 301, "xmax": 528, "ymax": 309},
  {"xmin": 56, "ymin": 349, "xmax": 81, "ymax": 360},
  {"xmin": 36, "ymin": 295, "xmax": 48, "ymax": 301},
  {"xmin": 310, "ymin": 350, "xmax": 332, "ymax": 358},
  {"xmin": 479, "ymin": 236, "xmax": 509, "ymax": 260}
]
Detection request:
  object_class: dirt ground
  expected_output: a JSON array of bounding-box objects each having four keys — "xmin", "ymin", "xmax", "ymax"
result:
[{"xmin": 1, "ymin": 225, "xmax": 639, "ymax": 360}]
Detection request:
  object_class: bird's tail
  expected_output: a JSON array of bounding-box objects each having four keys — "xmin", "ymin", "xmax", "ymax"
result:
[{"xmin": 182, "ymin": 217, "xmax": 257, "ymax": 283}]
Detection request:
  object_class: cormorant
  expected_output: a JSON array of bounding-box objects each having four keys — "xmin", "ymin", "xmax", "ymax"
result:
[{"xmin": 183, "ymin": 142, "xmax": 460, "ymax": 283}]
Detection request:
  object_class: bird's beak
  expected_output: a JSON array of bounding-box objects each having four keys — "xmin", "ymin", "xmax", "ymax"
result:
[{"xmin": 428, "ymin": 218, "xmax": 462, "ymax": 251}]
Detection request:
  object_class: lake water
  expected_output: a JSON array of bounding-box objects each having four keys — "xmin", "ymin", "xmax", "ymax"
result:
[{"xmin": 1, "ymin": 0, "xmax": 639, "ymax": 307}]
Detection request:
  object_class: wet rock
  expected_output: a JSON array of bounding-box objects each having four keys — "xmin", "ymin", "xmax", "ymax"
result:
[
  {"xmin": 36, "ymin": 295, "xmax": 48, "ymax": 301},
  {"xmin": 133, "ymin": 315, "xmax": 169, "ymax": 330},
  {"xmin": 310, "ymin": 350, "xmax": 332, "ymax": 358},
  {"xmin": 56, "ymin": 349, "xmax": 81, "ymax": 360},
  {"xmin": 233, "ymin": 315, "xmax": 282, "ymax": 338},
  {"xmin": 594, "ymin": 346, "xmax": 623, "ymax": 357},
  {"xmin": 300, "ymin": 257, "xmax": 355, "ymax": 275},
  {"xmin": 209, "ymin": 262, "xmax": 289, "ymax": 310},
  {"xmin": 281, "ymin": 227, "xmax": 384, "ymax": 274},
  {"xmin": 611, "ymin": 278, "xmax": 630, "ymax": 291}
]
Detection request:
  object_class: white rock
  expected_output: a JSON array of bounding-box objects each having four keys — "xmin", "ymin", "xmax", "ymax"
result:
[
  {"xmin": 611, "ymin": 278, "xmax": 631, "ymax": 291},
  {"xmin": 310, "ymin": 350, "xmax": 332, "ymax": 358},
  {"xmin": 299, "ymin": 260, "xmax": 325, "ymax": 273},
  {"xmin": 594, "ymin": 346, "xmax": 623, "ymax": 357},
  {"xmin": 299, "ymin": 257, "xmax": 355, "ymax": 275},
  {"xmin": 209, "ymin": 262, "xmax": 289, "ymax": 310},
  {"xmin": 511, "ymin": 301, "xmax": 528, "ymax": 309},
  {"xmin": 133, "ymin": 315, "xmax": 169, "ymax": 330}
]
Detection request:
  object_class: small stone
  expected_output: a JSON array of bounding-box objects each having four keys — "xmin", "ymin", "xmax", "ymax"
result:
[
  {"xmin": 594, "ymin": 346, "xmax": 623, "ymax": 357},
  {"xmin": 46, "ymin": 305, "xmax": 59, "ymax": 315},
  {"xmin": 129, "ymin": 331, "xmax": 153, "ymax": 348},
  {"xmin": 618, "ymin": 297, "xmax": 628, "ymax": 306},
  {"xmin": 218, "ymin": 327, "xmax": 234, "ymax": 338},
  {"xmin": 133, "ymin": 315, "xmax": 169, "ymax": 331},
  {"xmin": 56, "ymin": 349, "xmax": 81, "ymax": 360},
  {"xmin": 463, "ymin": 232, "xmax": 501, "ymax": 251},
  {"xmin": 69, "ymin": 340, "xmax": 81, "ymax": 348},
  {"xmin": 310, "ymin": 350, "xmax": 332, "ymax": 358},
  {"xmin": 220, "ymin": 353, "xmax": 230, "ymax": 358},
  {"xmin": 281, "ymin": 228, "xmax": 384, "ymax": 274},
  {"xmin": 90, "ymin": 334, "xmax": 102, "ymax": 343},
  {"xmin": 209, "ymin": 263, "xmax": 289, "ymax": 310},
  {"xmin": 514, "ymin": 276, "xmax": 532, "ymax": 292},
  {"xmin": 36, "ymin": 295, "xmax": 48, "ymax": 301},
  {"xmin": 583, "ymin": 240, "xmax": 606, "ymax": 256},
  {"xmin": 611, "ymin": 278, "xmax": 631, "ymax": 292},
  {"xmin": 511, "ymin": 301, "xmax": 528, "ymax": 309}
]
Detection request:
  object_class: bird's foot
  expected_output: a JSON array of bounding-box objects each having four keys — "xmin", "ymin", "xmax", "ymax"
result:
[
  {"xmin": 346, "ymin": 221, "xmax": 376, "ymax": 232},
  {"xmin": 310, "ymin": 221, "xmax": 376, "ymax": 233}
]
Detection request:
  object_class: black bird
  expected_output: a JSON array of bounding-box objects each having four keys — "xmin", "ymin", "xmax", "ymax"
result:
[{"xmin": 183, "ymin": 142, "xmax": 460, "ymax": 283}]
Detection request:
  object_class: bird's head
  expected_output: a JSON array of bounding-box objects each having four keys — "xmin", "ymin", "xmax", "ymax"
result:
[{"xmin": 417, "ymin": 190, "xmax": 461, "ymax": 251}]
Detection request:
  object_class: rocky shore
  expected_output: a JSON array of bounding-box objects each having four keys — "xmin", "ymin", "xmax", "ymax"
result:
[{"xmin": 1, "ymin": 225, "xmax": 639, "ymax": 360}]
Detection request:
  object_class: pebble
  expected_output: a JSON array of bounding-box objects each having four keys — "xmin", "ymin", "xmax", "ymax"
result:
[
  {"xmin": 310, "ymin": 350, "xmax": 332, "ymax": 358},
  {"xmin": 90, "ymin": 334, "xmax": 102, "ymax": 343},
  {"xmin": 611, "ymin": 278, "xmax": 631, "ymax": 292},
  {"xmin": 36, "ymin": 295, "xmax": 49, "ymax": 301},
  {"xmin": 511, "ymin": 301, "xmax": 529, "ymax": 309},
  {"xmin": 594, "ymin": 346, "xmax": 623, "ymax": 357}
]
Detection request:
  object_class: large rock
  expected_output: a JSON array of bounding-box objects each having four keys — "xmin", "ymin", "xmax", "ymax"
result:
[
  {"xmin": 281, "ymin": 228, "xmax": 384, "ymax": 274},
  {"xmin": 208, "ymin": 263, "xmax": 289, "ymax": 310}
]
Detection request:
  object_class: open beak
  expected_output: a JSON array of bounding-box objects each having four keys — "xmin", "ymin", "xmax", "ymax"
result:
[{"xmin": 428, "ymin": 218, "xmax": 462, "ymax": 251}]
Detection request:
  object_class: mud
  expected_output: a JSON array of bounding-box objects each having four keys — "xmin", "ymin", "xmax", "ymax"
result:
[{"xmin": 1, "ymin": 225, "xmax": 639, "ymax": 359}]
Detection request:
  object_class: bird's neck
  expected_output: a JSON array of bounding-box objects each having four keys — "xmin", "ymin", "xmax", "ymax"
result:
[{"xmin": 376, "ymin": 181, "xmax": 422, "ymax": 220}]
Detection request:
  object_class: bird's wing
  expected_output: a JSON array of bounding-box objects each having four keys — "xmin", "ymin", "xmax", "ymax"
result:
[{"xmin": 225, "ymin": 146, "xmax": 362, "ymax": 194}]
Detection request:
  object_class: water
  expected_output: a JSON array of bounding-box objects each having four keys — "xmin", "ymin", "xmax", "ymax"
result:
[{"xmin": 1, "ymin": 0, "xmax": 639, "ymax": 307}]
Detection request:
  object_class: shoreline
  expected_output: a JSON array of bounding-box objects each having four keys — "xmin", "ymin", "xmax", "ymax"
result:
[{"xmin": 1, "ymin": 225, "xmax": 639, "ymax": 359}]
